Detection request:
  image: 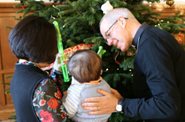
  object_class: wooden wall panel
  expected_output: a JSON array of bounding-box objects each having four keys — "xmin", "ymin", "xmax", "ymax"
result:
[
  {"xmin": 0, "ymin": 2, "xmax": 20, "ymax": 108},
  {"xmin": 0, "ymin": 16, "xmax": 18, "ymax": 70}
]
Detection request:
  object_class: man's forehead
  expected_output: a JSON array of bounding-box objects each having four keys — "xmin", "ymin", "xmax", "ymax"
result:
[
  {"xmin": 100, "ymin": 20, "xmax": 110, "ymax": 37},
  {"xmin": 101, "ymin": 19, "xmax": 112, "ymax": 31}
]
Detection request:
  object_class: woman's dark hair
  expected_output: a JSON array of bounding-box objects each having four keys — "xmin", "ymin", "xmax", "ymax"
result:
[
  {"xmin": 9, "ymin": 15, "xmax": 57, "ymax": 63},
  {"xmin": 68, "ymin": 49, "xmax": 102, "ymax": 83}
]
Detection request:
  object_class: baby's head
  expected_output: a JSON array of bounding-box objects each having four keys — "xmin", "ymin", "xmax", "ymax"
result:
[{"xmin": 68, "ymin": 49, "xmax": 102, "ymax": 83}]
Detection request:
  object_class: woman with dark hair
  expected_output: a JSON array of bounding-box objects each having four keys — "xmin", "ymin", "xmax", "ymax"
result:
[{"xmin": 9, "ymin": 15, "xmax": 67, "ymax": 122}]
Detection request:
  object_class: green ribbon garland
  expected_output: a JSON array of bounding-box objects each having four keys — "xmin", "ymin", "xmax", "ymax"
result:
[
  {"xmin": 53, "ymin": 21, "xmax": 69, "ymax": 82},
  {"xmin": 97, "ymin": 46, "xmax": 106, "ymax": 58}
]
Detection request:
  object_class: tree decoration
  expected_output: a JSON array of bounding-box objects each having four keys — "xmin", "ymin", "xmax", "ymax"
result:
[
  {"xmin": 97, "ymin": 46, "xmax": 106, "ymax": 58},
  {"xmin": 174, "ymin": 32, "xmax": 185, "ymax": 45},
  {"xmin": 101, "ymin": 1, "xmax": 113, "ymax": 14},
  {"xmin": 166, "ymin": 0, "xmax": 175, "ymax": 6},
  {"xmin": 63, "ymin": 43, "xmax": 93, "ymax": 63},
  {"xmin": 53, "ymin": 21, "xmax": 70, "ymax": 82}
]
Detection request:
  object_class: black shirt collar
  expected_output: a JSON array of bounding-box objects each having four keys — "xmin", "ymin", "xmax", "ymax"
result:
[{"xmin": 133, "ymin": 23, "xmax": 149, "ymax": 48}]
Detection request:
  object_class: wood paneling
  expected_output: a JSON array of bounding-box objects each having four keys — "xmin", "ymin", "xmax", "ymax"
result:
[{"xmin": 0, "ymin": 2, "xmax": 20, "ymax": 108}]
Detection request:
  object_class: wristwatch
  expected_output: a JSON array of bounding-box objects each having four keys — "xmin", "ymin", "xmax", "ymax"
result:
[{"xmin": 116, "ymin": 98, "xmax": 123, "ymax": 112}]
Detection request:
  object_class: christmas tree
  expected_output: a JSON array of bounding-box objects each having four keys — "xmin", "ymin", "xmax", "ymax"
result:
[{"xmin": 16, "ymin": 0, "xmax": 185, "ymax": 121}]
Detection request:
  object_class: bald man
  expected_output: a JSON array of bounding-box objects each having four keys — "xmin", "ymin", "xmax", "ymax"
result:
[{"xmin": 82, "ymin": 8, "xmax": 185, "ymax": 122}]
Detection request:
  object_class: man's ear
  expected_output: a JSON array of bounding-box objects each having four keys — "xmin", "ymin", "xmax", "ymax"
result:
[{"xmin": 118, "ymin": 16, "xmax": 127, "ymax": 28}]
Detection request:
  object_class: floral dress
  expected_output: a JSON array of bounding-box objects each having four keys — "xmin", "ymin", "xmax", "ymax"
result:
[{"xmin": 32, "ymin": 68, "xmax": 68, "ymax": 122}]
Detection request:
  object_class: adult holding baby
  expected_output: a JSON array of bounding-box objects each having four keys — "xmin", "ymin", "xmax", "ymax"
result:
[{"xmin": 82, "ymin": 1, "xmax": 185, "ymax": 122}]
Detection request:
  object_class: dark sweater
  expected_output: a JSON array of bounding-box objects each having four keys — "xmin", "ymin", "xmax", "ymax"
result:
[
  {"xmin": 10, "ymin": 64, "xmax": 50, "ymax": 122},
  {"xmin": 121, "ymin": 23, "xmax": 185, "ymax": 122}
]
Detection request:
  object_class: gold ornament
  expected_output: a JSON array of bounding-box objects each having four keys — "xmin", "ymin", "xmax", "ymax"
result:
[{"xmin": 166, "ymin": 0, "xmax": 175, "ymax": 6}]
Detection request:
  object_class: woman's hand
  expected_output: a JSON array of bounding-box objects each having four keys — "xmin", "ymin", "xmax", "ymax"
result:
[
  {"xmin": 63, "ymin": 91, "xmax": 67, "ymax": 96},
  {"xmin": 53, "ymin": 53, "xmax": 62, "ymax": 72},
  {"xmin": 82, "ymin": 88, "xmax": 123, "ymax": 115}
]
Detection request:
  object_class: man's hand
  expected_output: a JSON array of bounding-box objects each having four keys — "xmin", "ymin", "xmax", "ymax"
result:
[{"xmin": 82, "ymin": 88, "xmax": 123, "ymax": 115}]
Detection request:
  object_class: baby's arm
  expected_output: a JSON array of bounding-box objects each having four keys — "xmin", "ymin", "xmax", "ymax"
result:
[{"xmin": 63, "ymin": 84, "xmax": 84, "ymax": 118}]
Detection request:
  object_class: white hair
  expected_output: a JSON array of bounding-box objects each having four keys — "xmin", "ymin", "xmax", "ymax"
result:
[{"xmin": 100, "ymin": 8, "xmax": 136, "ymax": 26}]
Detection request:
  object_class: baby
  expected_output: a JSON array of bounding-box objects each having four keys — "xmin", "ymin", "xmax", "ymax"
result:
[{"xmin": 63, "ymin": 49, "xmax": 111, "ymax": 122}]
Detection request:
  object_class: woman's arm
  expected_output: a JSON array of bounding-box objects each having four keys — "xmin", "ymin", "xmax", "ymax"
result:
[{"xmin": 33, "ymin": 78, "xmax": 67, "ymax": 122}]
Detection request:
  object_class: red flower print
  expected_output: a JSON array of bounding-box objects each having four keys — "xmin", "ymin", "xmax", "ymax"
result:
[
  {"xmin": 47, "ymin": 98, "xmax": 59, "ymax": 110},
  {"xmin": 39, "ymin": 99, "xmax": 46, "ymax": 106},
  {"xmin": 54, "ymin": 89, "xmax": 62, "ymax": 99},
  {"xmin": 40, "ymin": 110, "xmax": 53, "ymax": 122},
  {"xmin": 61, "ymin": 112, "xmax": 67, "ymax": 119}
]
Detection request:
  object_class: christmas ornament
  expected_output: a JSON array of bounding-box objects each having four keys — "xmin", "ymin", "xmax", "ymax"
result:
[
  {"xmin": 63, "ymin": 43, "xmax": 93, "ymax": 62},
  {"xmin": 166, "ymin": 0, "xmax": 175, "ymax": 6},
  {"xmin": 101, "ymin": 1, "xmax": 113, "ymax": 14},
  {"xmin": 174, "ymin": 32, "xmax": 185, "ymax": 45}
]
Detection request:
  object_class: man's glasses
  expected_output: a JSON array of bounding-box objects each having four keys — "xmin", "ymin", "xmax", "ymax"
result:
[{"xmin": 105, "ymin": 17, "xmax": 128, "ymax": 38}]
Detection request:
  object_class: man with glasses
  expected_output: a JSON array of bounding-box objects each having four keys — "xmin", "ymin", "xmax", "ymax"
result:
[{"xmin": 82, "ymin": 8, "xmax": 185, "ymax": 122}]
